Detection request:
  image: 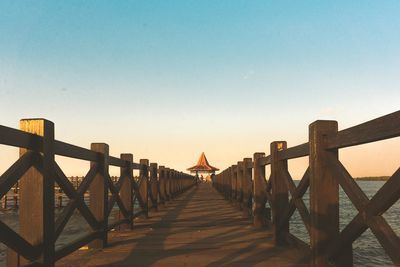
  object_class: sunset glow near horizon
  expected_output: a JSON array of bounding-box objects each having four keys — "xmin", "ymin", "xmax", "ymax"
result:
[{"xmin": 1, "ymin": 1, "xmax": 399, "ymax": 178}]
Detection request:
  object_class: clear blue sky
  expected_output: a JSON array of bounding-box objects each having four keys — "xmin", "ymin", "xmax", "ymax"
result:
[{"xmin": 1, "ymin": 1, "xmax": 399, "ymax": 177}]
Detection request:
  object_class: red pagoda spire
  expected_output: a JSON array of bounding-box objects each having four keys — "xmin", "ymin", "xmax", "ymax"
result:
[{"xmin": 187, "ymin": 152, "xmax": 219, "ymax": 173}]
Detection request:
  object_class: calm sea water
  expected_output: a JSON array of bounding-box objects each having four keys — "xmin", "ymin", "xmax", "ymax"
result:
[
  {"xmin": 0, "ymin": 181, "xmax": 399, "ymax": 266},
  {"xmin": 0, "ymin": 199, "xmax": 122, "ymax": 267},
  {"xmin": 288, "ymin": 180, "xmax": 399, "ymax": 267}
]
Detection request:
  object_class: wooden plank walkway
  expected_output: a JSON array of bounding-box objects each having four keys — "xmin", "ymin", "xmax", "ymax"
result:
[{"xmin": 58, "ymin": 183, "xmax": 309, "ymax": 267}]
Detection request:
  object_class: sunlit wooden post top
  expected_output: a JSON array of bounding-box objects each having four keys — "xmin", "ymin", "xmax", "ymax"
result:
[{"xmin": 187, "ymin": 152, "xmax": 219, "ymax": 182}]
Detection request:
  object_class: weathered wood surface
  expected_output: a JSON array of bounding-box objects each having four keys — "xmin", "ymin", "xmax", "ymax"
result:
[
  {"xmin": 57, "ymin": 183, "xmax": 309, "ymax": 267},
  {"xmin": 0, "ymin": 118, "xmax": 197, "ymax": 266}
]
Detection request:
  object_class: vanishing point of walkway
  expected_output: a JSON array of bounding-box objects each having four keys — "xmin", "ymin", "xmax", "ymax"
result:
[{"xmin": 58, "ymin": 183, "xmax": 308, "ymax": 267}]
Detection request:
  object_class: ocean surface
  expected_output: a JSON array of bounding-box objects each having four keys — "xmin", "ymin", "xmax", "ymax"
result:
[
  {"xmin": 0, "ymin": 181, "xmax": 399, "ymax": 266},
  {"xmin": 0, "ymin": 199, "xmax": 121, "ymax": 267},
  {"xmin": 289, "ymin": 180, "xmax": 399, "ymax": 267}
]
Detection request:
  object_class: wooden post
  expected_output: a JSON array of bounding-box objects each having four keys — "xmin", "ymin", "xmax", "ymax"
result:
[
  {"xmin": 242, "ymin": 158, "xmax": 253, "ymax": 217},
  {"xmin": 165, "ymin": 168, "xmax": 170, "ymax": 201},
  {"xmin": 237, "ymin": 161, "xmax": 244, "ymax": 209},
  {"xmin": 169, "ymin": 169, "xmax": 175, "ymax": 199},
  {"xmin": 119, "ymin": 154, "xmax": 133, "ymax": 230},
  {"xmin": 184, "ymin": 173, "xmax": 187, "ymax": 190},
  {"xmin": 183, "ymin": 172, "xmax": 186, "ymax": 192},
  {"xmin": 159, "ymin": 166, "xmax": 166, "ymax": 206},
  {"xmin": 271, "ymin": 141, "xmax": 289, "ymax": 245},
  {"xmin": 176, "ymin": 171, "xmax": 178, "ymax": 192},
  {"xmin": 226, "ymin": 167, "xmax": 232, "ymax": 200},
  {"xmin": 150, "ymin": 163, "xmax": 158, "ymax": 211},
  {"xmin": 221, "ymin": 171, "xmax": 223, "ymax": 192},
  {"xmin": 139, "ymin": 159, "xmax": 149, "ymax": 217},
  {"xmin": 169, "ymin": 170, "xmax": 174, "ymax": 199},
  {"xmin": 253, "ymin": 152, "xmax": 266, "ymax": 227},
  {"xmin": 180, "ymin": 172, "xmax": 183, "ymax": 193},
  {"xmin": 309, "ymin": 121, "xmax": 352, "ymax": 267},
  {"xmin": 218, "ymin": 171, "xmax": 222, "ymax": 195},
  {"xmin": 180, "ymin": 172, "xmax": 184, "ymax": 193},
  {"xmin": 178, "ymin": 171, "xmax": 181, "ymax": 194},
  {"xmin": 174, "ymin": 170, "xmax": 177, "ymax": 196},
  {"xmin": 177, "ymin": 172, "xmax": 181, "ymax": 194},
  {"xmin": 231, "ymin": 165, "xmax": 237, "ymax": 201},
  {"xmin": 89, "ymin": 143, "xmax": 109, "ymax": 249},
  {"xmin": 178, "ymin": 172, "xmax": 181, "ymax": 193},
  {"xmin": 170, "ymin": 170, "xmax": 174, "ymax": 197},
  {"xmin": 175, "ymin": 171, "xmax": 178, "ymax": 195},
  {"xmin": 7, "ymin": 119, "xmax": 55, "ymax": 267},
  {"xmin": 183, "ymin": 173, "xmax": 186, "ymax": 190}
]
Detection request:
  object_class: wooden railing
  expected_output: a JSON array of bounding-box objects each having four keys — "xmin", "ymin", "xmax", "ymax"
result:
[
  {"xmin": 0, "ymin": 177, "xmax": 125, "ymax": 210},
  {"xmin": 213, "ymin": 111, "xmax": 400, "ymax": 267},
  {"xmin": 0, "ymin": 118, "xmax": 197, "ymax": 267}
]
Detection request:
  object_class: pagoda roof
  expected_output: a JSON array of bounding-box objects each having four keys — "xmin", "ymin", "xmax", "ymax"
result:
[{"xmin": 187, "ymin": 152, "xmax": 219, "ymax": 172}]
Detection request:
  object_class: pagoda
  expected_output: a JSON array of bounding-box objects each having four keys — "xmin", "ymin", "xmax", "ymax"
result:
[{"xmin": 187, "ymin": 152, "xmax": 219, "ymax": 181}]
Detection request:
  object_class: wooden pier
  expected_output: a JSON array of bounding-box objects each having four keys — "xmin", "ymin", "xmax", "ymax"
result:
[
  {"xmin": 57, "ymin": 183, "xmax": 308, "ymax": 267},
  {"xmin": 0, "ymin": 111, "xmax": 399, "ymax": 267}
]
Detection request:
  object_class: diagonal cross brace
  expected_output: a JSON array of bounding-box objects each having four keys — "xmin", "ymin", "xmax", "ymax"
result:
[
  {"xmin": 54, "ymin": 163, "xmax": 100, "ymax": 239},
  {"xmin": 326, "ymin": 156, "xmax": 400, "ymax": 265}
]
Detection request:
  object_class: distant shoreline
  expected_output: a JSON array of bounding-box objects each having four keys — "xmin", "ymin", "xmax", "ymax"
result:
[
  {"xmin": 354, "ymin": 176, "xmax": 390, "ymax": 181},
  {"xmin": 292, "ymin": 176, "xmax": 390, "ymax": 181}
]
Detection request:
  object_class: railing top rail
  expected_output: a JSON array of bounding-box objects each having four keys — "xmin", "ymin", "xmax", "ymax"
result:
[
  {"xmin": 0, "ymin": 124, "xmax": 42, "ymax": 151},
  {"xmin": 55, "ymin": 140, "xmax": 99, "ymax": 162},
  {"xmin": 132, "ymin": 162, "xmax": 141, "ymax": 169},
  {"xmin": 259, "ymin": 155, "xmax": 271, "ymax": 166},
  {"xmin": 327, "ymin": 110, "xmax": 400, "ymax": 149},
  {"xmin": 0, "ymin": 124, "xmax": 145, "ymax": 168},
  {"xmin": 109, "ymin": 155, "xmax": 126, "ymax": 167},
  {"xmin": 278, "ymin": 142, "xmax": 309, "ymax": 160}
]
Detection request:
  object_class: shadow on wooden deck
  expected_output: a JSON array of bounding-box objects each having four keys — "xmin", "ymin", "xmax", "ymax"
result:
[{"xmin": 57, "ymin": 183, "xmax": 309, "ymax": 267}]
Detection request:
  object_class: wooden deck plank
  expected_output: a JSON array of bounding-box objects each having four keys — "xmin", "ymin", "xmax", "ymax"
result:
[{"xmin": 57, "ymin": 183, "xmax": 309, "ymax": 267}]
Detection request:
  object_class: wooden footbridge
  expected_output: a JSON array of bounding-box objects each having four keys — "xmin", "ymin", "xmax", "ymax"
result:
[
  {"xmin": 0, "ymin": 111, "xmax": 399, "ymax": 267},
  {"xmin": 57, "ymin": 183, "xmax": 308, "ymax": 267}
]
